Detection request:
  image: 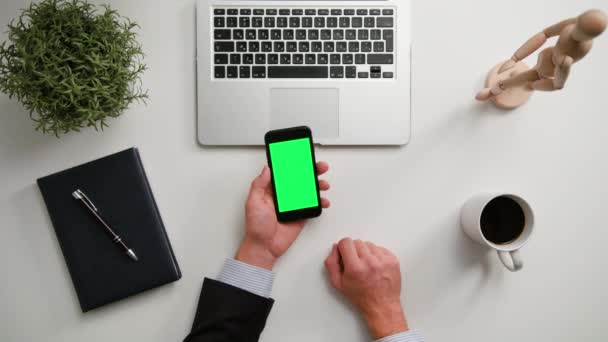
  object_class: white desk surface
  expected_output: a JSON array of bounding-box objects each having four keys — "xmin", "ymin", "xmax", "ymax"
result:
[{"xmin": 2, "ymin": 0, "xmax": 608, "ymax": 341}]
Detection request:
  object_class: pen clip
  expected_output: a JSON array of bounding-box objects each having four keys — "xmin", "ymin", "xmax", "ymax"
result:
[{"xmin": 72, "ymin": 189, "xmax": 98, "ymax": 212}]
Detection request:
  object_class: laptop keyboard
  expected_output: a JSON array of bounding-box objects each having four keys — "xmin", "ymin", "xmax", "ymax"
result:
[{"xmin": 212, "ymin": 7, "xmax": 396, "ymax": 79}]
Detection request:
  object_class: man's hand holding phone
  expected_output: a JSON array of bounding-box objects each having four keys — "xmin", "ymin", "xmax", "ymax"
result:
[{"xmin": 236, "ymin": 162, "xmax": 331, "ymax": 271}]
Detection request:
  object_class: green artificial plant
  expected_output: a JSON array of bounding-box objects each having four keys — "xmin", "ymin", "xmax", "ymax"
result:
[{"xmin": 0, "ymin": 0, "xmax": 148, "ymax": 136}]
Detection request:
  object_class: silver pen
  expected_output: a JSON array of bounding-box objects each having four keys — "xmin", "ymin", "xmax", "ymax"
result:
[{"xmin": 72, "ymin": 189, "xmax": 139, "ymax": 262}]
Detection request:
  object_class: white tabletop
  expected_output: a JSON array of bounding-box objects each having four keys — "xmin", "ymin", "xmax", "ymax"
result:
[{"xmin": 2, "ymin": 0, "xmax": 608, "ymax": 341}]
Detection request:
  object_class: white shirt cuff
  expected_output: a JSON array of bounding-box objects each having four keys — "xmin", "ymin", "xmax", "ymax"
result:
[
  {"xmin": 374, "ymin": 330, "xmax": 425, "ymax": 342},
  {"xmin": 217, "ymin": 258, "xmax": 275, "ymax": 298}
]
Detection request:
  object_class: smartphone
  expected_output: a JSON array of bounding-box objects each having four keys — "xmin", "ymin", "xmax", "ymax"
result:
[{"xmin": 264, "ymin": 126, "xmax": 322, "ymax": 222}]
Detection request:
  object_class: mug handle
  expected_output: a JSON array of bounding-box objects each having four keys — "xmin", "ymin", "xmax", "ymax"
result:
[{"xmin": 497, "ymin": 250, "xmax": 523, "ymax": 272}]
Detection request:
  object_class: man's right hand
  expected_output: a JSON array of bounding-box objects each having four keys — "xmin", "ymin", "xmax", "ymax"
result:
[{"xmin": 324, "ymin": 238, "xmax": 408, "ymax": 340}]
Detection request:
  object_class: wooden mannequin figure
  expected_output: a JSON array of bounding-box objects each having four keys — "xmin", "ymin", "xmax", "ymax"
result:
[{"xmin": 476, "ymin": 9, "xmax": 607, "ymax": 109}]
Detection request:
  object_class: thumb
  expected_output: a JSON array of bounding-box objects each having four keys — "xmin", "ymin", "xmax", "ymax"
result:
[
  {"xmin": 324, "ymin": 244, "xmax": 343, "ymax": 289},
  {"xmin": 248, "ymin": 165, "xmax": 271, "ymax": 200}
]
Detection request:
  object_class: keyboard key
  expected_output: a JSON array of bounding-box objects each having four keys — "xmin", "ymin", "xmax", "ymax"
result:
[
  {"xmin": 311, "ymin": 42, "xmax": 322, "ymax": 52},
  {"xmin": 308, "ymin": 29, "xmax": 319, "ymax": 40},
  {"xmin": 215, "ymin": 42, "xmax": 234, "ymax": 52},
  {"xmin": 333, "ymin": 29, "xmax": 344, "ymax": 40},
  {"xmin": 339, "ymin": 17, "xmax": 350, "ymax": 28},
  {"xmin": 281, "ymin": 54, "xmax": 291, "ymax": 64},
  {"xmin": 262, "ymin": 41, "xmax": 272, "ymax": 52},
  {"xmin": 296, "ymin": 29, "xmax": 307, "ymax": 40},
  {"xmin": 383, "ymin": 29, "xmax": 394, "ymax": 52},
  {"xmin": 236, "ymin": 41, "xmax": 247, "ymax": 52},
  {"xmin": 258, "ymin": 29, "xmax": 269, "ymax": 40},
  {"xmin": 227, "ymin": 9, "xmax": 238, "ymax": 15},
  {"xmin": 215, "ymin": 66, "xmax": 225, "ymax": 78},
  {"xmin": 368, "ymin": 54, "xmax": 394, "ymax": 64},
  {"xmin": 370, "ymin": 9, "xmax": 381, "ymax": 15},
  {"xmin": 352, "ymin": 17, "xmax": 363, "ymax": 28},
  {"xmin": 318, "ymin": 9, "xmax": 329, "ymax": 15},
  {"xmin": 346, "ymin": 66, "xmax": 357, "ymax": 78},
  {"xmin": 370, "ymin": 66, "xmax": 381, "ymax": 73},
  {"xmin": 299, "ymin": 42, "xmax": 310, "ymax": 52},
  {"xmin": 240, "ymin": 9, "xmax": 251, "ymax": 15},
  {"xmin": 292, "ymin": 9, "xmax": 303, "ymax": 15},
  {"xmin": 266, "ymin": 9, "xmax": 277, "ymax": 15},
  {"xmin": 306, "ymin": 54, "xmax": 316, "ymax": 64},
  {"xmin": 264, "ymin": 17, "xmax": 275, "ymax": 27},
  {"xmin": 305, "ymin": 9, "xmax": 316, "ymax": 15},
  {"xmin": 343, "ymin": 54, "xmax": 353, "ymax": 64},
  {"xmin": 344, "ymin": 9, "xmax": 355, "ymax": 15},
  {"xmin": 253, "ymin": 9, "xmax": 265, "ymax": 15},
  {"xmin": 324, "ymin": 42, "xmax": 334, "ymax": 52},
  {"xmin": 357, "ymin": 9, "xmax": 368, "ymax": 15},
  {"xmin": 371, "ymin": 29, "xmax": 381, "ymax": 40},
  {"xmin": 364, "ymin": 17, "xmax": 375, "ymax": 28},
  {"xmin": 287, "ymin": 41, "xmax": 297, "ymax": 52},
  {"xmin": 293, "ymin": 54, "xmax": 304, "ymax": 64},
  {"xmin": 318, "ymin": 54, "xmax": 328, "ymax": 64},
  {"xmin": 289, "ymin": 17, "xmax": 300, "ymax": 27},
  {"xmin": 382, "ymin": 9, "xmax": 394, "ymax": 15},
  {"xmin": 302, "ymin": 17, "xmax": 313, "ymax": 27},
  {"xmin": 233, "ymin": 29, "xmax": 244, "ymax": 40},
  {"xmin": 252, "ymin": 17, "xmax": 263, "ymax": 27},
  {"xmin": 373, "ymin": 41, "xmax": 384, "ymax": 52},
  {"xmin": 277, "ymin": 17, "xmax": 288, "ymax": 27},
  {"xmin": 283, "ymin": 29, "xmax": 294, "ymax": 40},
  {"xmin": 330, "ymin": 66, "xmax": 344, "ymax": 78},
  {"xmin": 348, "ymin": 42, "xmax": 359, "ymax": 52},
  {"xmin": 321, "ymin": 29, "xmax": 332, "ymax": 40},
  {"xmin": 253, "ymin": 66, "xmax": 266, "ymax": 78},
  {"xmin": 214, "ymin": 29, "xmax": 231, "ymax": 40},
  {"xmin": 243, "ymin": 54, "xmax": 253, "ymax": 64},
  {"xmin": 331, "ymin": 9, "xmax": 342, "ymax": 15},
  {"xmin": 214, "ymin": 17, "xmax": 225, "ymax": 27},
  {"xmin": 327, "ymin": 17, "xmax": 338, "ymax": 28},
  {"xmin": 371, "ymin": 72, "xmax": 381, "ymax": 79},
  {"xmin": 358, "ymin": 72, "xmax": 369, "ymax": 78},
  {"xmin": 355, "ymin": 54, "xmax": 366, "ymax": 64},
  {"xmin": 227, "ymin": 66, "xmax": 238, "ymax": 78},
  {"xmin": 358, "ymin": 29, "xmax": 369, "ymax": 40},
  {"xmin": 383, "ymin": 72, "xmax": 394, "ymax": 78},
  {"xmin": 274, "ymin": 41, "xmax": 285, "ymax": 52},
  {"xmin": 336, "ymin": 42, "xmax": 347, "ymax": 52},
  {"xmin": 227, "ymin": 17, "xmax": 237, "ymax": 27},
  {"xmin": 246, "ymin": 30, "xmax": 256, "ymax": 40},
  {"xmin": 239, "ymin": 66, "xmax": 250, "ymax": 78},
  {"xmin": 239, "ymin": 17, "xmax": 250, "ymax": 27},
  {"xmin": 268, "ymin": 66, "xmax": 328, "ymax": 78},
  {"xmin": 361, "ymin": 42, "xmax": 372, "ymax": 52},
  {"xmin": 314, "ymin": 17, "xmax": 325, "ymax": 28},
  {"xmin": 279, "ymin": 9, "xmax": 290, "ymax": 15},
  {"xmin": 330, "ymin": 54, "xmax": 340, "ymax": 64},
  {"xmin": 268, "ymin": 54, "xmax": 279, "ymax": 64},
  {"xmin": 271, "ymin": 29, "xmax": 281, "ymax": 39},
  {"xmin": 214, "ymin": 9, "xmax": 225, "ymax": 15},
  {"xmin": 346, "ymin": 30, "xmax": 356, "ymax": 40},
  {"xmin": 377, "ymin": 17, "xmax": 394, "ymax": 27},
  {"xmin": 215, "ymin": 54, "xmax": 228, "ymax": 64},
  {"xmin": 230, "ymin": 54, "xmax": 240, "ymax": 64},
  {"xmin": 249, "ymin": 41, "xmax": 259, "ymax": 52}
]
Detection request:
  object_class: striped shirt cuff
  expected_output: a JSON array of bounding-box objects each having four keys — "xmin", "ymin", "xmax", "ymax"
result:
[
  {"xmin": 374, "ymin": 331, "xmax": 425, "ymax": 342},
  {"xmin": 217, "ymin": 259, "xmax": 274, "ymax": 298}
]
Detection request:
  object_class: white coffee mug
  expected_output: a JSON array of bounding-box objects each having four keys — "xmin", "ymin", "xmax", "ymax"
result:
[{"xmin": 460, "ymin": 193, "xmax": 534, "ymax": 272}]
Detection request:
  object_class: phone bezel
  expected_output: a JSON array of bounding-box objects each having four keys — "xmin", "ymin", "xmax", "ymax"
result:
[{"xmin": 264, "ymin": 126, "xmax": 322, "ymax": 222}]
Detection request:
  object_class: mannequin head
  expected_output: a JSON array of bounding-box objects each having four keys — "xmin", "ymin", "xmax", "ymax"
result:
[{"xmin": 573, "ymin": 9, "xmax": 607, "ymax": 41}]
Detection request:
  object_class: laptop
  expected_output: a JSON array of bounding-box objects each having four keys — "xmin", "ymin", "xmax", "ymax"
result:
[{"xmin": 196, "ymin": 1, "xmax": 411, "ymax": 145}]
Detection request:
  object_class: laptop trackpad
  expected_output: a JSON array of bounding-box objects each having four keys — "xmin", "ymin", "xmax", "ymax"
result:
[{"xmin": 270, "ymin": 88, "xmax": 339, "ymax": 138}]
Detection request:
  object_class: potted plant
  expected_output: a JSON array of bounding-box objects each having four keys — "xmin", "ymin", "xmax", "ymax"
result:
[{"xmin": 0, "ymin": 0, "xmax": 148, "ymax": 136}]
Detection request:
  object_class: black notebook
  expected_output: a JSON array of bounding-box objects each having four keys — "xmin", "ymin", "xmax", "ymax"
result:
[{"xmin": 37, "ymin": 148, "xmax": 181, "ymax": 312}]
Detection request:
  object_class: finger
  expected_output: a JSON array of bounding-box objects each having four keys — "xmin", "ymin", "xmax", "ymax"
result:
[
  {"xmin": 354, "ymin": 239, "xmax": 374, "ymax": 261},
  {"xmin": 366, "ymin": 241, "xmax": 382, "ymax": 257},
  {"xmin": 321, "ymin": 197, "xmax": 331, "ymax": 208},
  {"xmin": 318, "ymin": 179, "xmax": 330, "ymax": 191},
  {"xmin": 324, "ymin": 244, "xmax": 342, "ymax": 289},
  {"xmin": 337, "ymin": 238, "xmax": 360, "ymax": 269},
  {"xmin": 316, "ymin": 161, "xmax": 329, "ymax": 176},
  {"xmin": 248, "ymin": 166, "xmax": 271, "ymax": 201}
]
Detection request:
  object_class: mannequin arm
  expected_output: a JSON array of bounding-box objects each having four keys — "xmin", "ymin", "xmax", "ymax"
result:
[{"xmin": 553, "ymin": 55, "xmax": 574, "ymax": 90}]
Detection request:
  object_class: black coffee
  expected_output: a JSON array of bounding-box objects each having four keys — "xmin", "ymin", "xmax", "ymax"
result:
[{"xmin": 480, "ymin": 196, "xmax": 526, "ymax": 245}]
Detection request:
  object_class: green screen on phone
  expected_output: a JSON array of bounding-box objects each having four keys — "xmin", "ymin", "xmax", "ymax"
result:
[{"xmin": 268, "ymin": 137, "xmax": 318, "ymax": 213}]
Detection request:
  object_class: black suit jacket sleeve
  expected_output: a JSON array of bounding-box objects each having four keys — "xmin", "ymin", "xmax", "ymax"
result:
[{"xmin": 184, "ymin": 278, "xmax": 275, "ymax": 342}]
